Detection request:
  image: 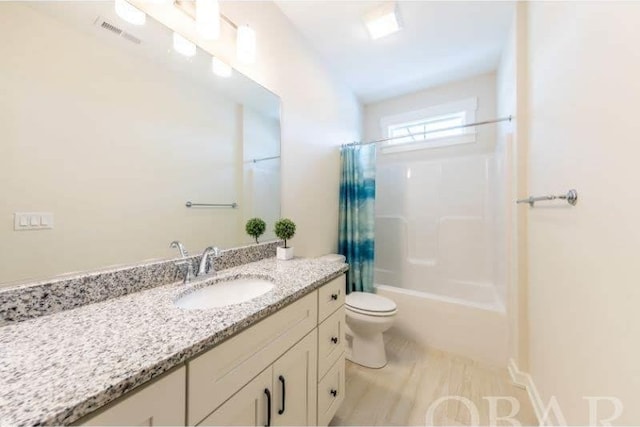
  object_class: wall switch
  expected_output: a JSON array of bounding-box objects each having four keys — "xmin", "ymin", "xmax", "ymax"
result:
[{"xmin": 14, "ymin": 212, "xmax": 54, "ymax": 231}]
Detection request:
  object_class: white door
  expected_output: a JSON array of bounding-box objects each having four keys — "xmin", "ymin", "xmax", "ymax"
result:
[
  {"xmin": 198, "ymin": 368, "xmax": 272, "ymax": 426},
  {"xmin": 525, "ymin": 2, "xmax": 640, "ymax": 423},
  {"xmin": 272, "ymin": 331, "xmax": 318, "ymax": 426}
]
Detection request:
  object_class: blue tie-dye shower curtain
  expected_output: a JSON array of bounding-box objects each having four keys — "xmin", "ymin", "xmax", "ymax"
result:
[{"xmin": 339, "ymin": 143, "xmax": 376, "ymax": 294}]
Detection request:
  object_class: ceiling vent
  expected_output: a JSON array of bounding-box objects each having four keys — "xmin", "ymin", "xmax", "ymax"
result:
[{"xmin": 95, "ymin": 17, "xmax": 142, "ymax": 45}]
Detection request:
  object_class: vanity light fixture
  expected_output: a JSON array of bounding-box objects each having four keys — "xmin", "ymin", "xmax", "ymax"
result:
[
  {"xmin": 173, "ymin": 32, "xmax": 196, "ymax": 57},
  {"xmin": 173, "ymin": 1, "xmax": 259, "ymax": 65},
  {"xmin": 114, "ymin": 0, "xmax": 146, "ymax": 26},
  {"xmin": 236, "ymin": 25, "xmax": 256, "ymax": 64},
  {"xmin": 212, "ymin": 57, "xmax": 232, "ymax": 77},
  {"xmin": 364, "ymin": 2, "xmax": 402, "ymax": 40},
  {"xmin": 196, "ymin": 0, "xmax": 220, "ymax": 40}
]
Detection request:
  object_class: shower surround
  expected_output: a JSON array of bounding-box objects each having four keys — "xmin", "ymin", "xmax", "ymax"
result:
[{"xmin": 374, "ymin": 150, "xmax": 509, "ymax": 366}]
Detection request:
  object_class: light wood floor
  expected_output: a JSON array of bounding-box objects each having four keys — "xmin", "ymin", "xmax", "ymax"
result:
[{"xmin": 331, "ymin": 333, "xmax": 537, "ymax": 426}]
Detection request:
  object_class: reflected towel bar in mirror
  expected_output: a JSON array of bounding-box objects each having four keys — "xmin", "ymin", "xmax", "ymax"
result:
[
  {"xmin": 516, "ymin": 189, "xmax": 578, "ymax": 207},
  {"xmin": 185, "ymin": 202, "xmax": 238, "ymax": 209}
]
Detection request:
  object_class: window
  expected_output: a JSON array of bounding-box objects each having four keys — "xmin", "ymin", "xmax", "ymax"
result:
[
  {"xmin": 387, "ymin": 111, "xmax": 466, "ymax": 144},
  {"xmin": 380, "ymin": 98, "xmax": 477, "ymax": 153}
]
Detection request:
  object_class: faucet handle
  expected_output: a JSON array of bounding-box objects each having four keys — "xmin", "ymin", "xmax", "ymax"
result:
[{"xmin": 170, "ymin": 241, "xmax": 189, "ymax": 258}]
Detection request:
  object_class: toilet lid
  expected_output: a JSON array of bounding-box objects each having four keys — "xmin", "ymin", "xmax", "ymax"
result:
[{"xmin": 346, "ymin": 292, "xmax": 397, "ymax": 313}]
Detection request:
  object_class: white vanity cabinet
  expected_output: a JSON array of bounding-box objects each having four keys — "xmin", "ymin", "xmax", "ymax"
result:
[
  {"xmin": 78, "ymin": 274, "xmax": 346, "ymax": 427},
  {"xmin": 199, "ymin": 330, "xmax": 318, "ymax": 426},
  {"xmin": 190, "ymin": 274, "xmax": 345, "ymax": 427}
]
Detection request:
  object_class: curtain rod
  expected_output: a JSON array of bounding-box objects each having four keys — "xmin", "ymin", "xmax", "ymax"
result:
[{"xmin": 345, "ymin": 115, "xmax": 513, "ymax": 147}]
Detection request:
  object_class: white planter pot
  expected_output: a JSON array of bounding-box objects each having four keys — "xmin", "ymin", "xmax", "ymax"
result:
[{"xmin": 277, "ymin": 246, "xmax": 294, "ymax": 260}]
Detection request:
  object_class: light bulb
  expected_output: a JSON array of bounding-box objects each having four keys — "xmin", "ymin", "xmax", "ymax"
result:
[
  {"xmin": 236, "ymin": 25, "xmax": 256, "ymax": 64},
  {"xmin": 115, "ymin": 0, "xmax": 146, "ymax": 26},
  {"xmin": 173, "ymin": 32, "xmax": 196, "ymax": 57},
  {"xmin": 212, "ymin": 57, "xmax": 232, "ymax": 77},
  {"xmin": 196, "ymin": 0, "xmax": 220, "ymax": 40}
]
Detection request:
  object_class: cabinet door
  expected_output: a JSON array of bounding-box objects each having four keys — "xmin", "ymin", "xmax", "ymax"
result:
[
  {"xmin": 197, "ymin": 368, "xmax": 272, "ymax": 427},
  {"xmin": 80, "ymin": 367, "xmax": 186, "ymax": 426},
  {"xmin": 272, "ymin": 330, "xmax": 318, "ymax": 426}
]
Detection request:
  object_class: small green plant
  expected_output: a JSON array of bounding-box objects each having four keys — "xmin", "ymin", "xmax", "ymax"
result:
[
  {"xmin": 245, "ymin": 218, "xmax": 266, "ymax": 244},
  {"xmin": 274, "ymin": 218, "xmax": 296, "ymax": 248}
]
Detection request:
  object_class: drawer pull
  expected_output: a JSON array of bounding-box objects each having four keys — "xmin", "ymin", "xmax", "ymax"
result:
[
  {"xmin": 331, "ymin": 336, "xmax": 339, "ymax": 344},
  {"xmin": 264, "ymin": 388, "xmax": 272, "ymax": 427},
  {"xmin": 278, "ymin": 375, "xmax": 286, "ymax": 415},
  {"xmin": 330, "ymin": 389, "xmax": 338, "ymax": 397},
  {"xmin": 331, "ymin": 293, "xmax": 339, "ymax": 300}
]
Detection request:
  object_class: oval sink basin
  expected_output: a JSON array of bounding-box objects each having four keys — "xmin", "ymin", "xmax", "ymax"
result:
[{"xmin": 175, "ymin": 277, "xmax": 274, "ymax": 309}]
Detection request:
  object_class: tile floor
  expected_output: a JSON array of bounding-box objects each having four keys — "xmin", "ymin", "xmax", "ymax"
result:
[{"xmin": 331, "ymin": 332, "xmax": 537, "ymax": 426}]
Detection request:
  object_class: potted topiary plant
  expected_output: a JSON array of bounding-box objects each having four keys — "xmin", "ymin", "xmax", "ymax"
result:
[
  {"xmin": 245, "ymin": 218, "xmax": 266, "ymax": 244},
  {"xmin": 274, "ymin": 218, "xmax": 296, "ymax": 260}
]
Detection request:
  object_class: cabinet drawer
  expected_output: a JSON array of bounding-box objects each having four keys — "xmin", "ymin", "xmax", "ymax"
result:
[
  {"xmin": 318, "ymin": 275, "xmax": 345, "ymax": 322},
  {"xmin": 317, "ymin": 354, "xmax": 345, "ymax": 427},
  {"xmin": 188, "ymin": 291, "xmax": 318, "ymax": 425},
  {"xmin": 317, "ymin": 307, "xmax": 345, "ymax": 379},
  {"xmin": 79, "ymin": 367, "xmax": 186, "ymax": 426}
]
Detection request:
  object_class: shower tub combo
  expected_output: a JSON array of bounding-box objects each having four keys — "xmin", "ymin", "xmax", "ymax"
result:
[{"xmin": 374, "ymin": 153, "xmax": 508, "ymax": 366}]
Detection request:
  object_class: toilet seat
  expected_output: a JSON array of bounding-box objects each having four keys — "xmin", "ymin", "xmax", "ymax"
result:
[
  {"xmin": 346, "ymin": 292, "xmax": 397, "ymax": 317},
  {"xmin": 346, "ymin": 305, "xmax": 397, "ymax": 317}
]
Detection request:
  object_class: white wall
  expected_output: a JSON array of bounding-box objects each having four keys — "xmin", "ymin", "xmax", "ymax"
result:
[
  {"xmin": 364, "ymin": 72, "xmax": 497, "ymax": 153},
  {"xmin": 526, "ymin": 2, "xmax": 640, "ymax": 423}
]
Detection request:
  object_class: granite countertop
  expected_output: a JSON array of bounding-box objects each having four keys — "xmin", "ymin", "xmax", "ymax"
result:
[{"xmin": 0, "ymin": 257, "xmax": 348, "ymax": 426}]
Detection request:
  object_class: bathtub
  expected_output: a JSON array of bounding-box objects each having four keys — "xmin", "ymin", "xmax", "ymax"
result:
[{"xmin": 376, "ymin": 283, "xmax": 508, "ymax": 367}]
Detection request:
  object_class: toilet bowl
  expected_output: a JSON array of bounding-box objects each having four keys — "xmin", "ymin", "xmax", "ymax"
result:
[
  {"xmin": 316, "ymin": 254, "xmax": 397, "ymax": 368},
  {"xmin": 344, "ymin": 292, "xmax": 397, "ymax": 368}
]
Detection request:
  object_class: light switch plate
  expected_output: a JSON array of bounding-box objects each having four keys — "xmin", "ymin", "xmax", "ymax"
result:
[{"xmin": 14, "ymin": 212, "xmax": 54, "ymax": 231}]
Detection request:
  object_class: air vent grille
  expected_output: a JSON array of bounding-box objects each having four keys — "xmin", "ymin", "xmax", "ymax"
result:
[
  {"xmin": 121, "ymin": 32, "xmax": 141, "ymax": 45},
  {"xmin": 96, "ymin": 17, "xmax": 142, "ymax": 45},
  {"xmin": 101, "ymin": 21, "xmax": 122, "ymax": 36}
]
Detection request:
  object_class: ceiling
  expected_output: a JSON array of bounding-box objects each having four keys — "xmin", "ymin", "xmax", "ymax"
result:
[{"xmin": 275, "ymin": 1, "xmax": 515, "ymax": 104}]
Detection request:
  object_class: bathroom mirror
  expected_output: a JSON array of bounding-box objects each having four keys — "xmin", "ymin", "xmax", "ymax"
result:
[{"xmin": 0, "ymin": 1, "xmax": 281, "ymax": 285}]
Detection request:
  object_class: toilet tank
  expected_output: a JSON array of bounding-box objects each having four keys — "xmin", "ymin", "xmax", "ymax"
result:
[{"xmin": 317, "ymin": 254, "xmax": 346, "ymax": 263}]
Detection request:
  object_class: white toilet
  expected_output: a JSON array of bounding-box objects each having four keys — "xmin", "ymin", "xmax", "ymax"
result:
[
  {"xmin": 344, "ymin": 292, "xmax": 397, "ymax": 368},
  {"xmin": 317, "ymin": 254, "xmax": 398, "ymax": 369}
]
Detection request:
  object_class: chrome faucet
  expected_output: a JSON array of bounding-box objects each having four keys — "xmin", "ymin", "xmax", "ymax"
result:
[
  {"xmin": 170, "ymin": 240, "xmax": 193, "ymax": 284},
  {"xmin": 198, "ymin": 246, "xmax": 220, "ymax": 277},
  {"xmin": 170, "ymin": 240, "xmax": 188, "ymax": 258}
]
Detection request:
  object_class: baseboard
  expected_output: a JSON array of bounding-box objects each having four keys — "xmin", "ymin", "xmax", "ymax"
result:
[
  {"xmin": 508, "ymin": 358, "xmax": 545, "ymax": 425},
  {"xmin": 507, "ymin": 358, "xmax": 528, "ymax": 389}
]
